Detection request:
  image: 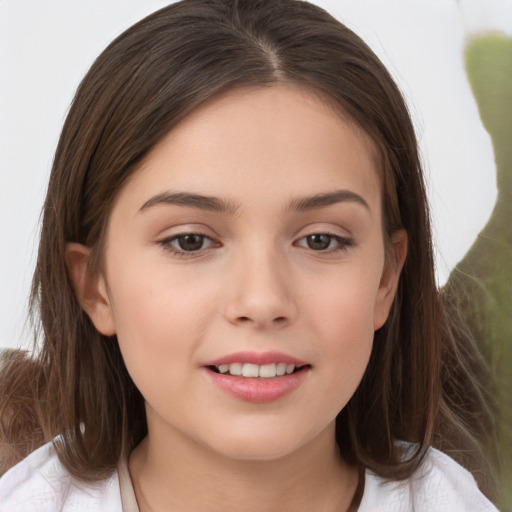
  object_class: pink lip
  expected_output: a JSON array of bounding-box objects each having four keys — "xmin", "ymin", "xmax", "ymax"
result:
[
  {"xmin": 204, "ymin": 368, "xmax": 309, "ymax": 403},
  {"xmin": 202, "ymin": 351, "xmax": 311, "ymax": 403},
  {"xmin": 203, "ymin": 351, "xmax": 309, "ymax": 367}
]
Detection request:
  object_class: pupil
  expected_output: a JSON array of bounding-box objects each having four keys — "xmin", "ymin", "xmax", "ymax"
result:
[
  {"xmin": 307, "ymin": 234, "xmax": 331, "ymax": 250},
  {"xmin": 179, "ymin": 234, "xmax": 204, "ymax": 251}
]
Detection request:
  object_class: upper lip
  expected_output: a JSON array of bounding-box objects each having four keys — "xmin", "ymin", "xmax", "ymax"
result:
[{"xmin": 203, "ymin": 351, "xmax": 309, "ymax": 367}]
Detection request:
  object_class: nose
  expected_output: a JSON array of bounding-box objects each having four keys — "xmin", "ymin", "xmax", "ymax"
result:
[{"xmin": 224, "ymin": 245, "xmax": 297, "ymax": 329}]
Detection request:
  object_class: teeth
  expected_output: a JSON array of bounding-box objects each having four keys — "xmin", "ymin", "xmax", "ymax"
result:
[
  {"xmin": 276, "ymin": 363, "xmax": 287, "ymax": 376},
  {"xmin": 259, "ymin": 363, "xmax": 276, "ymax": 378},
  {"xmin": 215, "ymin": 362, "xmax": 301, "ymax": 378},
  {"xmin": 218, "ymin": 364, "xmax": 229, "ymax": 374},
  {"xmin": 229, "ymin": 363, "xmax": 243, "ymax": 376},
  {"xmin": 242, "ymin": 363, "xmax": 259, "ymax": 378}
]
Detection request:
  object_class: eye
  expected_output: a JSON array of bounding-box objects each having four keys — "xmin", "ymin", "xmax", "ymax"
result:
[
  {"xmin": 174, "ymin": 234, "xmax": 208, "ymax": 251},
  {"xmin": 159, "ymin": 233, "xmax": 217, "ymax": 255},
  {"xmin": 295, "ymin": 233, "xmax": 352, "ymax": 252}
]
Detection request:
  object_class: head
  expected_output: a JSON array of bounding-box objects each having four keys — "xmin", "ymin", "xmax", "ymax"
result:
[{"xmin": 34, "ymin": 0, "xmax": 439, "ymax": 480}]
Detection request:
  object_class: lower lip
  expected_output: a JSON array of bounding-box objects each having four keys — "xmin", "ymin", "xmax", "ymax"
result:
[{"xmin": 204, "ymin": 368, "xmax": 309, "ymax": 403}]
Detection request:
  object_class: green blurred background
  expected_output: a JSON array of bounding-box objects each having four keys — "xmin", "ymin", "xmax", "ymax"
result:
[{"xmin": 448, "ymin": 33, "xmax": 512, "ymax": 510}]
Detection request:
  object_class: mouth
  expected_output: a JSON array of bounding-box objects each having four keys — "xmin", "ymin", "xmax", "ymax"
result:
[
  {"xmin": 207, "ymin": 362, "xmax": 311, "ymax": 378},
  {"xmin": 202, "ymin": 351, "xmax": 311, "ymax": 402}
]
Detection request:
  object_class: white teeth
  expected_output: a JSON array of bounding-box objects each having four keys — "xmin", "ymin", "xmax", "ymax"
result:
[
  {"xmin": 276, "ymin": 363, "xmax": 287, "ymax": 376},
  {"xmin": 215, "ymin": 362, "xmax": 300, "ymax": 378},
  {"xmin": 242, "ymin": 363, "xmax": 259, "ymax": 378},
  {"xmin": 259, "ymin": 363, "xmax": 276, "ymax": 378},
  {"xmin": 229, "ymin": 363, "xmax": 243, "ymax": 376}
]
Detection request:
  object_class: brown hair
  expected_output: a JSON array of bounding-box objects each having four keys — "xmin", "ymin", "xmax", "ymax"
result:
[{"xmin": 0, "ymin": 0, "xmax": 497, "ymax": 502}]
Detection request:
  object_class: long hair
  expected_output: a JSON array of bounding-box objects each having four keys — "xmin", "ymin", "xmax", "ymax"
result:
[{"xmin": 0, "ymin": 0, "xmax": 497, "ymax": 500}]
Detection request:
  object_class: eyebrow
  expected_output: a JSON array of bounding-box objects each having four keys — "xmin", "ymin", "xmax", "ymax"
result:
[
  {"xmin": 139, "ymin": 192, "xmax": 240, "ymax": 214},
  {"xmin": 139, "ymin": 189, "xmax": 369, "ymax": 215},
  {"xmin": 288, "ymin": 190, "xmax": 370, "ymax": 212}
]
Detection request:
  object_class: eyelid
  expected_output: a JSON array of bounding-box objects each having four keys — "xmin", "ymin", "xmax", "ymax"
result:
[
  {"xmin": 294, "ymin": 233, "xmax": 354, "ymax": 252},
  {"xmin": 156, "ymin": 230, "xmax": 221, "ymax": 258},
  {"xmin": 292, "ymin": 222, "xmax": 355, "ymax": 253},
  {"xmin": 154, "ymin": 223, "xmax": 355, "ymax": 258}
]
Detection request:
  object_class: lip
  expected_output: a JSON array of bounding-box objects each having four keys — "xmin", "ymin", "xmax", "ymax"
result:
[
  {"xmin": 202, "ymin": 351, "xmax": 311, "ymax": 403},
  {"xmin": 204, "ymin": 368, "xmax": 309, "ymax": 403},
  {"xmin": 203, "ymin": 351, "xmax": 309, "ymax": 367}
]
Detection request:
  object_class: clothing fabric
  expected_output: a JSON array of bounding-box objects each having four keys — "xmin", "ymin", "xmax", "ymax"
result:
[{"xmin": 0, "ymin": 441, "xmax": 499, "ymax": 511}]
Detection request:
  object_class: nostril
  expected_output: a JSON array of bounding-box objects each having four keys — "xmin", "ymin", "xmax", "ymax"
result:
[{"xmin": 235, "ymin": 315, "xmax": 287, "ymax": 325}]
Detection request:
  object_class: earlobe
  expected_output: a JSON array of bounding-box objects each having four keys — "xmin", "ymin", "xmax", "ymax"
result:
[
  {"xmin": 65, "ymin": 243, "xmax": 116, "ymax": 336},
  {"xmin": 373, "ymin": 230, "xmax": 408, "ymax": 330}
]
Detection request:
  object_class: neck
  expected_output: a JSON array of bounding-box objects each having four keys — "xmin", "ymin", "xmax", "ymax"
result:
[{"xmin": 129, "ymin": 421, "xmax": 359, "ymax": 512}]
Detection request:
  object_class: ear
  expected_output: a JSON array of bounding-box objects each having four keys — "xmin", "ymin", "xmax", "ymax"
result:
[
  {"xmin": 65, "ymin": 243, "xmax": 116, "ymax": 336},
  {"xmin": 373, "ymin": 229, "xmax": 408, "ymax": 330}
]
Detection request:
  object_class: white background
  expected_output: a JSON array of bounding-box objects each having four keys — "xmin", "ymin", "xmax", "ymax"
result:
[{"xmin": 1, "ymin": 0, "xmax": 511, "ymax": 350}]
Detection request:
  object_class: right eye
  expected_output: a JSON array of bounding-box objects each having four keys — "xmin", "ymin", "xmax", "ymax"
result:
[{"xmin": 159, "ymin": 233, "xmax": 217, "ymax": 256}]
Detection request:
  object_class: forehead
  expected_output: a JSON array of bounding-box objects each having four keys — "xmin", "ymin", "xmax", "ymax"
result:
[{"xmin": 118, "ymin": 84, "xmax": 381, "ymax": 214}]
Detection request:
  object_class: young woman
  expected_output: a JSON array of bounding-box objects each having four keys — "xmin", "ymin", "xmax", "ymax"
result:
[{"xmin": 0, "ymin": 1, "xmax": 499, "ymax": 510}]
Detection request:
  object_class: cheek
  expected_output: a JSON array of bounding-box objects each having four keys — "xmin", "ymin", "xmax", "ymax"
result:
[
  {"xmin": 313, "ymin": 292, "xmax": 375, "ymax": 379},
  {"xmin": 304, "ymin": 262, "xmax": 381, "ymax": 342},
  {"xmin": 106, "ymin": 261, "xmax": 219, "ymax": 383},
  {"xmin": 301, "ymin": 267, "xmax": 381, "ymax": 402}
]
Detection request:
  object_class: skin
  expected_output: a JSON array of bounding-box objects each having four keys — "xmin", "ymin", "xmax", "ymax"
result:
[{"xmin": 67, "ymin": 84, "xmax": 407, "ymax": 512}]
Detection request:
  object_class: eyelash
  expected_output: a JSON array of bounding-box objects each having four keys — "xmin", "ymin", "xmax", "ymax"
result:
[
  {"xmin": 157, "ymin": 232, "xmax": 354, "ymax": 258},
  {"xmin": 295, "ymin": 233, "xmax": 354, "ymax": 253},
  {"xmin": 158, "ymin": 233, "xmax": 218, "ymax": 258}
]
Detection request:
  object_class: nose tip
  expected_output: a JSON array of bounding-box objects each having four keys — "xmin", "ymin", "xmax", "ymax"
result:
[
  {"xmin": 226, "ymin": 296, "xmax": 295, "ymax": 329},
  {"xmin": 224, "ymin": 251, "xmax": 297, "ymax": 329}
]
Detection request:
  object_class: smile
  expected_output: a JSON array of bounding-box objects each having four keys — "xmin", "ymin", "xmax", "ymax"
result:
[
  {"xmin": 203, "ymin": 352, "xmax": 311, "ymax": 403},
  {"xmin": 210, "ymin": 362, "xmax": 304, "ymax": 378}
]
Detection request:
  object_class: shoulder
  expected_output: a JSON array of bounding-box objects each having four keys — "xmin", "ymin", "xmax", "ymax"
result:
[
  {"xmin": 0, "ymin": 440, "xmax": 123, "ymax": 512},
  {"xmin": 359, "ymin": 447, "xmax": 499, "ymax": 512}
]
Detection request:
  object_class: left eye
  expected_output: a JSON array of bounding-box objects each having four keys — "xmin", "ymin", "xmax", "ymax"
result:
[{"xmin": 296, "ymin": 234, "xmax": 350, "ymax": 251}]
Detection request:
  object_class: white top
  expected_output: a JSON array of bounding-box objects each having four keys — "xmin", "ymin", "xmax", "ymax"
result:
[{"xmin": 0, "ymin": 441, "xmax": 499, "ymax": 511}]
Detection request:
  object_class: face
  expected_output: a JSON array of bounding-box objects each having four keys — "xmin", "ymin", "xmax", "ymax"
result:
[{"xmin": 71, "ymin": 84, "xmax": 405, "ymax": 462}]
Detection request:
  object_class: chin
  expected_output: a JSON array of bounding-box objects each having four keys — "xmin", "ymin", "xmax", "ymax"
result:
[
  {"xmin": 214, "ymin": 438, "xmax": 301, "ymax": 462},
  {"xmin": 200, "ymin": 420, "xmax": 323, "ymax": 463}
]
